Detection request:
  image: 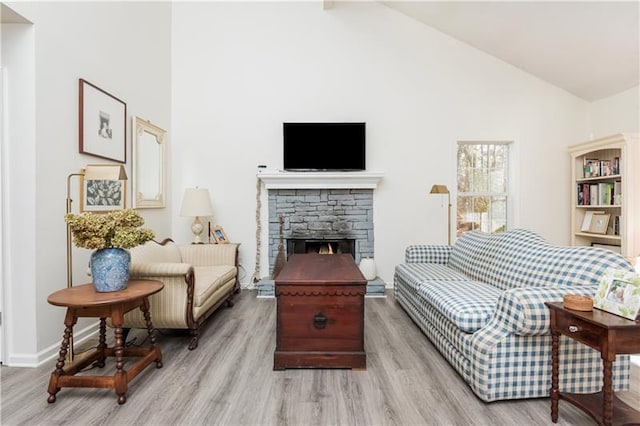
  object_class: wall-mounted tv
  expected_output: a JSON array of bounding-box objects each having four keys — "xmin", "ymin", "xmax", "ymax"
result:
[{"xmin": 283, "ymin": 122, "xmax": 366, "ymax": 171}]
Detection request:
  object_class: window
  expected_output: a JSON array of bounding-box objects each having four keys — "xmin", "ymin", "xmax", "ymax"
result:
[{"xmin": 456, "ymin": 142, "xmax": 510, "ymax": 237}]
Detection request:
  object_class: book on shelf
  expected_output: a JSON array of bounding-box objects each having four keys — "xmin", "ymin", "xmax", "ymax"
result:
[
  {"xmin": 583, "ymin": 158, "xmax": 600, "ymax": 178},
  {"xmin": 614, "ymin": 181, "xmax": 622, "ymax": 205},
  {"xmin": 580, "ymin": 210, "xmax": 605, "ymax": 232},
  {"xmin": 589, "ymin": 184, "xmax": 598, "ymax": 206},
  {"xmin": 598, "ymin": 182, "xmax": 614, "ymax": 205},
  {"xmin": 613, "ymin": 215, "xmax": 621, "ymax": 236},
  {"xmin": 600, "ymin": 160, "xmax": 613, "ymax": 176},
  {"xmin": 613, "ymin": 157, "xmax": 620, "ymax": 175},
  {"xmin": 591, "ymin": 243, "xmax": 621, "ymax": 254}
]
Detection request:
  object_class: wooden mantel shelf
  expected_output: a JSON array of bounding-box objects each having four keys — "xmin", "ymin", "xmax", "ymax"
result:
[{"xmin": 257, "ymin": 169, "xmax": 384, "ymax": 189}]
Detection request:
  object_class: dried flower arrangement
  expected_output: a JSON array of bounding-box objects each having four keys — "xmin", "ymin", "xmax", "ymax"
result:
[{"xmin": 65, "ymin": 209, "xmax": 154, "ymax": 250}]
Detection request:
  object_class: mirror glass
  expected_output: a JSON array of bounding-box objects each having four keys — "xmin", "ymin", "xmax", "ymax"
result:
[{"xmin": 133, "ymin": 117, "xmax": 166, "ymax": 208}]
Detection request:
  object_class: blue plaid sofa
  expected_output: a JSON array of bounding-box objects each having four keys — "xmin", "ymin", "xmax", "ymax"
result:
[{"xmin": 394, "ymin": 229, "xmax": 634, "ymax": 402}]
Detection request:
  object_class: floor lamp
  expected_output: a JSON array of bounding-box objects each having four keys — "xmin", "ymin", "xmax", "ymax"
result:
[
  {"xmin": 65, "ymin": 164, "xmax": 127, "ymax": 361},
  {"xmin": 430, "ymin": 184, "xmax": 452, "ymax": 246}
]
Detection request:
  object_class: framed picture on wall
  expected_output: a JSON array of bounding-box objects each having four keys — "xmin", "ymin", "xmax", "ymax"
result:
[
  {"xmin": 79, "ymin": 79, "xmax": 127, "ymax": 163},
  {"xmin": 81, "ymin": 175, "xmax": 127, "ymax": 212}
]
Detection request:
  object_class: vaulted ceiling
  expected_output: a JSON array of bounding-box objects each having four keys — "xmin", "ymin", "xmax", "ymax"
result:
[
  {"xmin": 383, "ymin": 1, "xmax": 640, "ymax": 101},
  {"xmin": 3, "ymin": 1, "xmax": 639, "ymax": 102}
]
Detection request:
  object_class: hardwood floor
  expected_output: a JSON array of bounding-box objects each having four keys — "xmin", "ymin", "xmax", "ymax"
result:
[{"xmin": 1, "ymin": 290, "xmax": 638, "ymax": 425}]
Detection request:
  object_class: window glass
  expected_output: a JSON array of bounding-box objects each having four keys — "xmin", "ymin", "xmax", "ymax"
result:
[{"xmin": 456, "ymin": 142, "xmax": 510, "ymax": 237}]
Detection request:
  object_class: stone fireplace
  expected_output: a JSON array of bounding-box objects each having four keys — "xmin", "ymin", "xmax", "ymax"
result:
[
  {"xmin": 268, "ymin": 189, "xmax": 373, "ymax": 273},
  {"xmin": 256, "ymin": 170, "xmax": 384, "ymax": 296}
]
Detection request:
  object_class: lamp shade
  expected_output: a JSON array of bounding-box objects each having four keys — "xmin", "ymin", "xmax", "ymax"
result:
[
  {"xmin": 83, "ymin": 164, "xmax": 128, "ymax": 181},
  {"xmin": 430, "ymin": 184, "xmax": 449, "ymax": 194},
  {"xmin": 180, "ymin": 188, "xmax": 214, "ymax": 217}
]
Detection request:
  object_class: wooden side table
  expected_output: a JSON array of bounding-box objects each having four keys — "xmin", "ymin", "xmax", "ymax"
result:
[
  {"xmin": 546, "ymin": 301, "xmax": 640, "ymax": 426},
  {"xmin": 47, "ymin": 280, "xmax": 164, "ymax": 404}
]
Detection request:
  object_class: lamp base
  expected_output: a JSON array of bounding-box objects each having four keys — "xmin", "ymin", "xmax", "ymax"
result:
[{"xmin": 191, "ymin": 217, "xmax": 205, "ymax": 244}]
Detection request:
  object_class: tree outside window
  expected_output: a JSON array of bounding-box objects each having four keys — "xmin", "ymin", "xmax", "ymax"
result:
[{"xmin": 456, "ymin": 142, "xmax": 510, "ymax": 237}]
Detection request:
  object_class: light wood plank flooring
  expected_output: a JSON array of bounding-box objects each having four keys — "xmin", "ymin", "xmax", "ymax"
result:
[{"xmin": 1, "ymin": 290, "xmax": 638, "ymax": 425}]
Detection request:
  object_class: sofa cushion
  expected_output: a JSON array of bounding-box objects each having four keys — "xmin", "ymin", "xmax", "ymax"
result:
[
  {"xmin": 416, "ymin": 280, "xmax": 501, "ymax": 333},
  {"xmin": 395, "ymin": 264, "xmax": 468, "ymax": 290},
  {"xmin": 130, "ymin": 240, "xmax": 182, "ymax": 264},
  {"xmin": 193, "ymin": 265, "xmax": 237, "ymax": 307}
]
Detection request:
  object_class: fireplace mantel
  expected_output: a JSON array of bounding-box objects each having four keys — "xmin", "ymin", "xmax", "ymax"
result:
[{"xmin": 257, "ymin": 169, "xmax": 384, "ymax": 189}]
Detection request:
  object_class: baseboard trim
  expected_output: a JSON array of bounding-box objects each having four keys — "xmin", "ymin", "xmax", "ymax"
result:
[{"xmin": 7, "ymin": 321, "xmax": 100, "ymax": 368}]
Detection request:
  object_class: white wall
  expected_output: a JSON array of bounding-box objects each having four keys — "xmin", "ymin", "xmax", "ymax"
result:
[
  {"xmin": 2, "ymin": 1, "xmax": 172, "ymax": 366},
  {"xmin": 588, "ymin": 85, "xmax": 640, "ymax": 138},
  {"xmin": 1, "ymin": 20, "xmax": 37, "ymax": 365},
  {"xmin": 171, "ymin": 2, "xmax": 590, "ymax": 287}
]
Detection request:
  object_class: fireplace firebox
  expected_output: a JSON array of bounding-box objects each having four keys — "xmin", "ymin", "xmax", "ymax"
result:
[{"xmin": 286, "ymin": 239, "xmax": 355, "ymax": 259}]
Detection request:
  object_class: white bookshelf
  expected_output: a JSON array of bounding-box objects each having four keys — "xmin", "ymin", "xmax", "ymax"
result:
[{"xmin": 569, "ymin": 133, "xmax": 639, "ymax": 259}]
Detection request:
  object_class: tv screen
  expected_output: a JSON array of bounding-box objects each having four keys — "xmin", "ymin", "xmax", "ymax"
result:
[{"xmin": 283, "ymin": 122, "xmax": 366, "ymax": 171}]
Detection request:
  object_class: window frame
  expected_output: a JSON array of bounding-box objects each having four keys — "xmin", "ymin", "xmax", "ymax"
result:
[{"xmin": 455, "ymin": 140, "xmax": 513, "ymax": 237}]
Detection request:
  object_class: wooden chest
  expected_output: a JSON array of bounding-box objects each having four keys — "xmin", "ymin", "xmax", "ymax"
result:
[{"xmin": 274, "ymin": 254, "xmax": 367, "ymax": 370}]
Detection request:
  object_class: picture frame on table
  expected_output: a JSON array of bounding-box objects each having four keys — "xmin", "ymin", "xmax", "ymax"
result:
[
  {"xmin": 593, "ymin": 268, "xmax": 640, "ymax": 320},
  {"xmin": 80, "ymin": 173, "xmax": 127, "ymax": 212},
  {"xmin": 79, "ymin": 79, "xmax": 127, "ymax": 163},
  {"xmin": 588, "ymin": 212, "xmax": 610, "ymax": 234},
  {"xmin": 210, "ymin": 225, "xmax": 229, "ymax": 244}
]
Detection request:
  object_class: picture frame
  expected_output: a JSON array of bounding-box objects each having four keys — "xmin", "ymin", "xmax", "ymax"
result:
[
  {"xmin": 588, "ymin": 212, "xmax": 610, "ymax": 234},
  {"xmin": 593, "ymin": 268, "xmax": 640, "ymax": 320},
  {"xmin": 81, "ymin": 172, "xmax": 127, "ymax": 212},
  {"xmin": 210, "ymin": 225, "xmax": 229, "ymax": 244},
  {"xmin": 79, "ymin": 79, "xmax": 127, "ymax": 163},
  {"xmin": 580, "ymin": 210, "xmax": 604, "ymax": 232}
]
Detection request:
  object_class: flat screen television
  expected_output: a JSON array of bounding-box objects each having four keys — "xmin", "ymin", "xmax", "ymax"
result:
[{"xmin": 283, "ymin": 122, "xmax": 366, "ymax": 171}]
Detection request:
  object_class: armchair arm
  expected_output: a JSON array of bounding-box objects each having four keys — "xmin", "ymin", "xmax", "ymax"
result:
[
  {"xmin": 491, "ymin": 285, "xmax": 596, "ymax": 336},
  {"xmin": 405, "ymin": 245, "xmax": 451, "ymax": 264},
  {"xmin": 130, "ymin": 262, "xmax": 193, "ymax": 277}
]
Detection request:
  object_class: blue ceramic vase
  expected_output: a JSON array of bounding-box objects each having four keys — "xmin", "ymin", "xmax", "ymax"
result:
[{"xmin": 90, "ymin": 248, "xmax": 130, "ymax": 292}]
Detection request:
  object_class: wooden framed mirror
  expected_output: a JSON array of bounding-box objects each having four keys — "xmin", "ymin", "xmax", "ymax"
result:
[{"xmin": 133, "ymin": 116, "xmax": 166, "ymax": 208}]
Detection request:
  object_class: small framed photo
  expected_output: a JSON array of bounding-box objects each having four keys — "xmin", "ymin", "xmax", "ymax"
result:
[
  {"xmin": 79, "ymin": 79, "xmax": 127, "ymax": 163},
  {"xmin": 81, "ymin": 173, "xmax": 127, "ymax": 212},
  {"xmin": 594, "ymin": 268, "xmax": 640, "ymax": 320},
  {"xmin": 210, "ymin": 225, "xmax": 229, "ymax": 244},
  {"xmin": 588, "ymin": 213, "xmax": 610, "ymax": 234}
]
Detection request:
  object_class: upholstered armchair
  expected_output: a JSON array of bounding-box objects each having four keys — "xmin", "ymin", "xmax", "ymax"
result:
[{"xmin": 121, "ymin": 238, "xmax": 239, "ymax": 350}]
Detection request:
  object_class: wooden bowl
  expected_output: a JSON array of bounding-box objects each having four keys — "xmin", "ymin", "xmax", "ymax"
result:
[{"xmin": 563, "ymin": 294, "xmax": 593, "ymax": 311}]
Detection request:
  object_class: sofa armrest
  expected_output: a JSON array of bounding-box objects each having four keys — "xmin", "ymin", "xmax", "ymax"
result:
[
  {"xmin": 130, "ymin": 262, "xmax": 193, "ymax": 277},
  {"xmin": 405, "ymin": 245, "xmax": 451, "ymax": 264},
  {"xmin": 179, "ymin": 243, "xmax": 239, "ymax": 267},
  {"xmin": 491, "ymin": 285, "xmax": 596, "ymax": 336}
]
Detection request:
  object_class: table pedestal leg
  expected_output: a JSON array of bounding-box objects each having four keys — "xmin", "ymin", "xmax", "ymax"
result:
[
  {"xmin": 141, "ymin": 298, "xmax": 162, "ymax": 368},
  {"xmin": 47, "ymin": 310, "xmax": 77, "ymax": 403},
  {"xmin": 113, "ymin": 325, "xmax": 128, "ymax": 404},
  {"xmin": 603, "ymin": 358, "xmax": 613, "ymax": 426},
  {"xmin": 550, "ymin": 332, "xmax": 559, "ymax": 423},
  {"xmin": 96, "ymin": 318, "xmax": 107, "ymax": 368}
]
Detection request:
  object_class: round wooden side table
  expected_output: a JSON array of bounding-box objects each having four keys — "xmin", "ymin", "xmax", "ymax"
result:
[{"xmin": 46, "ymin": 279, "xmax": 164, "ymax": 404}]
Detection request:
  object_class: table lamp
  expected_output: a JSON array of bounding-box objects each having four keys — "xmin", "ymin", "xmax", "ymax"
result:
[
  {"xmin": 430, "ymin": 184, "xmax": 452, "ymax": 246},
  {"xmin": 180, "ymin": 188, "xmax": 214, "ymax": 244}
]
